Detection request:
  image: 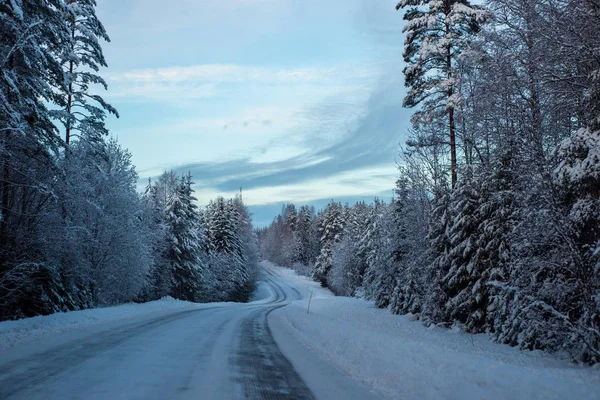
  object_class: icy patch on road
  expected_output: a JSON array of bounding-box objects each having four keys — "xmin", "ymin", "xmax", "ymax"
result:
[{"xmin": 265, "ymin": 262, "xmax": 600, "ymax": 400}]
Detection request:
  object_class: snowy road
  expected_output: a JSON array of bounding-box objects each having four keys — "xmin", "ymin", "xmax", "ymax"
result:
[
  {"xmin": 0, "ymin": 270, "xmax": 379, "ymax": 400},
  {"xmin": 3, "ymin": 264, "xmax": 597, "ymax": 400}
]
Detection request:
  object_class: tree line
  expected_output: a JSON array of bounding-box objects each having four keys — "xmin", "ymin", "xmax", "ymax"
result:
[
  {"xmin": 0, "ymin": 0, "xmax": 258, "ymax": 320},
  {"xmin": 258, "ymin": 0, "xmax": 600, "ymax": 364}
]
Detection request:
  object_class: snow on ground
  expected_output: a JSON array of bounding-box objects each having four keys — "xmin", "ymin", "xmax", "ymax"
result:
[
  {"xmin": 0, "ymin": 297, "xmax": 204, "ymax": 350},
  {"xmin": 265, "ymin": 261, "xmax": 600, "ymax": 400},
  {"xmin": 0, "ymin": 281, "xmax": 275, "ymax": 351}
]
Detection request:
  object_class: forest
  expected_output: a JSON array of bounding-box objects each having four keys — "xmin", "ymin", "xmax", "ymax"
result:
[
  {"xmin": 1, "ymin": 0, "xmax": 599, "ymax": 366},
  {"xmin": 0, "ymin": 0, "xmax": 259, "ymax": 321},
  {"xmin": 258, "ymin": 0, "xmax": 600, "ymax": 364}
]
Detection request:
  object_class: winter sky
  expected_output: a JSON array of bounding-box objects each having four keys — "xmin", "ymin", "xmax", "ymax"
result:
[{"xmin": 96, "ymin": 0, "xmax": 411, "ymax": 226}]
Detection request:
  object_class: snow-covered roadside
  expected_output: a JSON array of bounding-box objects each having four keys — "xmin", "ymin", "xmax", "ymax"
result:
[
  {"xmin": 265, "ymin": 262, "xmax": 600, "ymax": 400},
  {"xmin": 0, "ymin": 297, "xmax": 204, "ymax": 351},
  {"xmin": 0, "ymin": 280, "xmax": 275, "ymax": 351}
]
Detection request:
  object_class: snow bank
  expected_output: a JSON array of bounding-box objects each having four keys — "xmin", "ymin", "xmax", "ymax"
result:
[
  {"xmin": 265, "ymin": 262, "xmax": 600, "ymax": 400},
  {"xmin": 0, "ymin": 279, "xmax": 274, "ymax": 351},
  {"xmin": 0, "ymin": 297, "xmax": 206, "ymax": 350}
]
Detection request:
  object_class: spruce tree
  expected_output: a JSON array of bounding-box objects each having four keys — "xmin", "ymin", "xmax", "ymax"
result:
[
  {"xmin": 165, "ymin": 175, "xmax": 202, "ymax": 302},
  {"xmin": 390, "ymin": 172, "xmax": 431, "ymax": 315},
  {"xmin": 313, "ymin": 201, "xmax": 345, "ymax": 286},
  {"xmin": 440, "ymin": 168, "xmax": 487, "ymax": 330},
  {"xmin": 422, "ymin": 187, "xmax": 452, "ymax": 325}
]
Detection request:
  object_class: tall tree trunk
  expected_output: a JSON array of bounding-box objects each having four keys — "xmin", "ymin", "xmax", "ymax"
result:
[
  {"xmin": 0, "ymin": 150, "xmax": 10, "ymax": 247},
  {"xmin": 65, "ymin": 61, "xmax": 73, "ymax": 145},
  {"xmin": 445, "ymin": 1, "xmax": 458, "ymax": 188},
  {"xmin": 65, "ymin": 19, "xmax": 76, "ymax": 146},
  {"xmin": 449, "ymin": 108, "xmax": 458, "ymax": 187}
]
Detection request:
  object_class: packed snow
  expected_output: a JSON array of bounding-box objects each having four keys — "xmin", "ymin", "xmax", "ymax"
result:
[
  {"xmin": 2, "ymin": 263, "xmax": 599, "ymax": 400},
  {"xmin": 265, "ymin": 262, "xmax": 600, "ymax": 400},
  {"xmin": 0, "ymin": 274, "xmax": 374, "ymax": 400},
  {"xmin": 0, "ymin": 297, "xmax": 203, "ymax": 350},
  {"xmin": 0, "ymin": 281, "xmax": 277, "ymax": 351}
]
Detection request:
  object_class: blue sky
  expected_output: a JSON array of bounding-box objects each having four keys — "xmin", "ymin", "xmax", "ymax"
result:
[{"xmin": 96, "ymin": 0, "xmax": 411, "ymax": 226}]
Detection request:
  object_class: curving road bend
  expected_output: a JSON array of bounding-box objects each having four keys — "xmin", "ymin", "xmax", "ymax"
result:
[{"xmin": 0, "ymin": 269, "xmax": 380, "ymax": 400}]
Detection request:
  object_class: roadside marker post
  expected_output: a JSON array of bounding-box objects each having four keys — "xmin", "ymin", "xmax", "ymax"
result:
[{"xmin": 307, "ymin": 289, "xmax": 313, "ymax": 315}]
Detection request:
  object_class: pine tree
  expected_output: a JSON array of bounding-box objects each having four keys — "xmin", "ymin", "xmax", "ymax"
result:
[
  {"xmin": 396, "ymin": 0, "xmax": 487, "ymax": 187},
  {"xmin": 296, "ymin": 205, "xmax": 318, "ymax": 266},
  {"xmin": 56, "ymin": 0, "xmax": 118, "ymax": 146},
  {"xmin": 1, "ymin": 1, "xmax": 76, "ymax": 319},
  {"xmin": 313, "ymin": 201, "xmax": 345, "ymax": 286},
  {"xmin": 359, "ymin": 200, "xmax": 397, "ymax": 308},
  {"xmin": 422, "ymin": 187, "xmax": 452, "ymax": 325},
  {"xmin": 329, "ymin": 202, "xmax": 371, "ymax": 296},
  {"xmin": 552, "ymin": 127, "xmax": 600, "ymax": 362},
  {"xmin": 202, "ymin": 195, "xmax": 258, "ymax": 302},
  {"xmin": 440, "ymin": 168, "xmax": 487, "ymax": 330},
  {"xmin": 1, "ymin": 0, "xmax": 68, "ymax": 247},
  {"xmin": 141, "ymin": 179, "xmax": 170, "ymax": 300},
  {"xmin": 231, "ymin": 196, "xmax": 260, "ymax": 300},
  {"xmin": 165, "ymin": 174, "xmax": 202, "ymax": 302},
  {"xmin": 390, "ymin": 171, "xmax": 431, "ymax": 315}
]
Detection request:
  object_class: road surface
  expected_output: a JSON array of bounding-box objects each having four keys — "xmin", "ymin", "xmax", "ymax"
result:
[{"xmin": 0, "ymin": 269, "xmax": 380, "ymax": 400}]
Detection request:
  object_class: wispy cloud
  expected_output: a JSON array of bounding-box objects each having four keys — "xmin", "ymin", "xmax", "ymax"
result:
[
  {"xmin": 149, "ymin": 73, "xmax": 410, "ymax": 206},
  {"xmin": 98, "ymin": 0, "xmax": 410, "ymax": 217},
  {"xmin": 108, "ymin": 64, "xmax": 373, "ymax": 84},
  {"xmin": 105, "ymin": 64, "xmax": 377, "ymax": 103},
  {"xmin": 191, "ymin": 164, "xmax": 398, "ymax": 206}
]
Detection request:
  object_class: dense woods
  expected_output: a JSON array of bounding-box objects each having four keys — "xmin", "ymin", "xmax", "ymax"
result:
[
  {"xmin": 259, "ymin": 0, "xmax": 600, "ymax": 364},
  {"xmin": 2, "ymin": 0, "xmax": 599, "ymax": 366},
  {"xmin": 0, "ymin": 0, "xmax": 258, "ymax": 321}
]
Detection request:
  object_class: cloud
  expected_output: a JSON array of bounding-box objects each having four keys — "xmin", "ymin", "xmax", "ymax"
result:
[
  {"xmin": 107, "ymin": 82, "xmax": 218, "ymax": 101},
  {"xmin": 108, "ymin": 64, "xmax": 371, "ymax": 84},
  {"xmin": 105, "ymin": 64, "xmax": 377, "ymax": 103},
  {"xmin": 148, "ymin": 72, "xmax": 411, "ymax": 206},
  {"xmin": 98, "ymin": 0, "xmax": 412, "ymax": 214}
]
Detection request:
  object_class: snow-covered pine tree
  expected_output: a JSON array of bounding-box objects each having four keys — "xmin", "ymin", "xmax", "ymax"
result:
[
  {"xmin": 329, "ymin": 236, "xmax": 357, "ymax": 296},
  {"xmin": 294, "ymin": 205, "xmax": 315, "ymax": 266},
  {"xmin": 396, "ymin": 0, "xmax": 487, "ymax": 187},
  {"xmin": 258, "ymin": 215, "xmax": 285, "ymax": 266},
  {"xmin": 225, "ymin": 198, "xmax": 249, "ymax": 297},
  {"xmin": 231, "ymin": 196, "xmax": 260, "ymax": 300},
  {"xmin": 313, "ymin": 201, "xmax": 345, "ymax": 286},
  {"xmin": 359, "ymin": 201, "xmax": 383, "ymax": 297},
  {"xmin": 439, "ymin": 167, "xmax": 488, "ymax": 331},
  {"xmin": 359, "ymin": 199, "xmax": 397, "ymax": 308},
  {"xmin": 478, "ymin": 144, "xmax": 518, "ymax": 335},
  {"xmin": 1, "ymin": 0, "xmax": 66, "ymax": 240},
  {"xmin": 390, "ymin": 170, "xmax": 431, "ymax": 316},
  {"xmin": 283, "ymin": 203, "xmax": 298, "ymax": 233},
  {"xmin": 141, "ymin": 176, "xmax": 169, "ymax": 299},
  {"xmin": 165, "ymin": 174, "xmax": 202, "ymax": 302},
  {"xmin": 206, "ymin": 197, "xmax": 236, "ymax": 254},
  {"xmin": 202, "ymin": 196, "xmax": 256, "ymax": 302},
  {"xmin": 421, "ymin": 186, "xmax": 452, "ymax": 325},
  {"xmin": 550, "ymin": 4, "xmax": 600, "ymax": 362},
  {"xmin": 56, "ymin": 0, "xmax": 118, "ymax": 146},
  {"xmin": 0, "ymin": 0, "xmax": 75, "ymax": 319},
  {"xmin": 329, "ymin": 202, "xmax": 371, "ymax": 296},
  {"xmin": 371, "ymin": 203, "xmax": 398, "ymax": 309},
  {"xmin": 552, "ymin": 127, "xmax": 600, "ymax": 363},
  {"xmin": 0, "ymin": 0, "xmax": 67, "ymax": 137}
]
